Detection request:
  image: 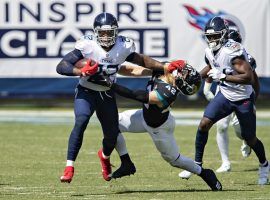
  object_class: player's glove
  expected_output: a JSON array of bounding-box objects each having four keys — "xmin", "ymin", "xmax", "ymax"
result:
[
  {"xmin": 167, "ymin": 60, "xmax": 187, "ymax": 73},
  {"xmin": 203, "ymin": 81, "xmax": 214, "ymax": 101},
  {"xmin": 81, "ymin": 59, "xmax": 99, "ymax": 75},
  {"xmin": 93, "ymin": 76, "xmax": 113, "ymax": 88},
  {"xmin": 207, "ymin": 68, "xmax": 226, "ymax": 82}
]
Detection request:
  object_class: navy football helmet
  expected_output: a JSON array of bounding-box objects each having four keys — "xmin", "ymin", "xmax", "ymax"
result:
[
  {"xmin": 228, "ymin": 29, "xmax": 242, "ymax": 44},
  {"xmin": 204, "ymin": 16, "xmax": 229, "ymax": 51},
  {"xmin": 93, "ymin": 12, "xmax": 118, "ymax": 47},
  {"xmin": 173, "ymin": 64, "xmax": 202, "ymax": 95}
]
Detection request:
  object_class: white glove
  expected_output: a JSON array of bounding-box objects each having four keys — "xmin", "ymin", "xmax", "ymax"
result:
[
  {"xmin": 203, "ymin": 81, "xmax": 215, "ymax": 101},
  {"xmin": 207, "ymin": 68, "xmax": 226, "ymax": 82}
]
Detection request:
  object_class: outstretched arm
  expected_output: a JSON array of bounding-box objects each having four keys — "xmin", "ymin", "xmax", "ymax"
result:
[
  {"xmin": 125, "ymin": 52, "xmax": 165, "ymax": 72},
  {"xmin": 118, "ymin": 65, "xmax": 152, "ymax": 76}
]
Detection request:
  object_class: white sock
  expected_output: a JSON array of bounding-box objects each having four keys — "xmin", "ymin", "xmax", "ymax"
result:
[
  {"xmin": 171, "ymin": 154, "xmax": 201, "ymax": 174},
  {"xmin": 216, "ymin": 129, "xmax": 230, "ymax": 164},
  {"xmin": 66, "ymin": 160, "xmax": 74, "ymax": 167},
  {"xmin": 102, "ymin": 152, "xmax": 110, "ymax": 159},
  {"xmin": 115, "ymin": 133, "xmax": 128, "ymax": 156}
]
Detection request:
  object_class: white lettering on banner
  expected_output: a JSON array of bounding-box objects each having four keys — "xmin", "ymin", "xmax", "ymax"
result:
[
  {"xmin": 144, "ymin": 31, "xmax": 165, "ymax": 56},
  {"xmin": 0, "ymin": 29, "xmax": 168, "ymax": 58},
  {"xmin": 1, "ymin": 31, "xmax": 26, "ymax": 57},
  {"xmin": 1, "ymin": 1, "xmax": 163, "ymax": 25}
]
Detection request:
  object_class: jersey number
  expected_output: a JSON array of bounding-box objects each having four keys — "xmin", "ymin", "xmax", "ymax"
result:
[{"xmin": 165, "ymin": 85, "xmax": 176, "ymax": 95}]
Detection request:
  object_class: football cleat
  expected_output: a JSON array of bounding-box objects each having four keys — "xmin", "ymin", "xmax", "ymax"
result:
[
  {"xmin": 199, "ymin": 168, "xmax": 222, "ymax": 191},
  {"xmin": 178, "ymin": 170, "xmax": 193, "ymax": 179},
  {"xmin": 60, "ymin": 166, "xmax": 74, "ymax": 183},
  {"xmin": 258, "ymin": 162, "xmax": 269, "ymax": 185},
  {"xmin": 241, "ymin": 142, "xmax": 252, "ymax": 158},
  {"xmin": 216, "ymin": 162, "xmax": 231, "ymax": 173},
  {"xmin": 111, "ymin": 162, "xmax": 136, "ymax": 179},
  {"xmin": 97, "ymin": 149, "xmax": 112, "ymax": 181}
]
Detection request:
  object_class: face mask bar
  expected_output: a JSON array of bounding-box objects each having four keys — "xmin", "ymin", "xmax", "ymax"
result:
[
  {"xmin": 204, "ymin": 30, "xmax": 226, "ymax": 51},
  {"xmin": 95, "ymin": 27, "xmax": 118, "ymax": 47},
  {"xmin": 173, "ymin": 64, "xmax": 196, "ymax": 95}
]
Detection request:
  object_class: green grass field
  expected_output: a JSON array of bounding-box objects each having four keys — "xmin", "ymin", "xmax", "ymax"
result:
[{"xmin": 0, "ymin": 115, "xmax": 270, "ymax": 200}]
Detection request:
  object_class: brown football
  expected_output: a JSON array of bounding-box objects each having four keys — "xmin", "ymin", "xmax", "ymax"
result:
[{"xmin": 74, "ymin": 58, "xmax": 96, "ymax": 68}]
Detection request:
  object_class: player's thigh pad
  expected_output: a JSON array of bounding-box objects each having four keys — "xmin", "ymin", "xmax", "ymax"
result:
[
  {"xmin": 145, "ymin": 114, "xmax": 179, "ymax": 163},
  {"xmin": 118, "ymin": 109, "xmax": 146, "ymax": 133},
  {"xmin": 204, "ymin": 92, "xmax": 234, "ymax": 123}
]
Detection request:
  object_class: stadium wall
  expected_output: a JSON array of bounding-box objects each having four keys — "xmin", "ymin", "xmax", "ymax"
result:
[{"xmin": 0, "ymin": 0, "xmax": 269, "ymax": 98}]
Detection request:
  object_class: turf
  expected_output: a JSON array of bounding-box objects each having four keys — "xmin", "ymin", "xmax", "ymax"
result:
[{"xmin": 0, "ymin": 121, "xmax": 269, "ymax": 200}]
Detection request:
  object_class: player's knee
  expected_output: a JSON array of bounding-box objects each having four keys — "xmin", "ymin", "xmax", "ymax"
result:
[
  {"xmin": 233, "ymin": 124, "xmax": 243, "ymax": 139},
  {"xmin": 161, "ymin": 154, "xmax": 175, "ymax": 164},
  {"xmin": 217, "ymin": 123, "xmax": 228, "ymax": 134},
  {"xmin": 245, "ymin": 136, "xmax": 257, "ymax": 147},
  {"xmin": 199, "ymin": 117, "xmax": 212, "ymax": 131},
  {"xmin": 74, "ymin": 114, "xmax": 90, "ymax": 129}
]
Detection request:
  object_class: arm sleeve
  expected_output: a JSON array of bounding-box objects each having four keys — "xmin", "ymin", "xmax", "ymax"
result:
[
  {"xmin": 56, "ymin": 49, "xmax": 84, "ymax": 76},
  {"xmin": 111, "ymin": 83, "xmax": 149, "ymax": 103}
]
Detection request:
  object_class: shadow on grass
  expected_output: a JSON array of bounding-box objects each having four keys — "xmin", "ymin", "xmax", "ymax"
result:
[
  {"xmin": 71, "ymin": 188, "xmax": 255, "ymax": 196},
  {"xmin": 114, "ymin": 188, "xmax": 255, "ymax": 194},
  {"xmin": 0, "ymin": 183, "xmax": 11, "ymax": 186}
]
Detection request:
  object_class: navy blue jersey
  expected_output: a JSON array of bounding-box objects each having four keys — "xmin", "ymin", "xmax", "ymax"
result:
[{"xmin": 143, "ymin": 76, "xmax": 179, "ymax": 128}]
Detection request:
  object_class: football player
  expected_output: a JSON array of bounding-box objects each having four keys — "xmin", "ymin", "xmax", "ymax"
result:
[
  {"xmin": 202, "ymin": 29, "xmax": 260, "ymax": 173},
  {"xmin": 56, "ymin": 12, "xmax": 181, "ymax": 183},
  {"xmin": 95, "ymin": 61, "xmax": 222, "ymax": 191},
  {"xmin": 178, "ymin": 16, "xmax": 269, "ymax": 185}
]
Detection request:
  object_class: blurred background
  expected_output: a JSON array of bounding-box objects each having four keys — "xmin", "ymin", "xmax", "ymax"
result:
[{"xmin": 0, "ymin": 0, "xmax": 269, "ymax": 109}]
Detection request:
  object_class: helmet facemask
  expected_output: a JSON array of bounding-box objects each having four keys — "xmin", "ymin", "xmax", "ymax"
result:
[
  {"xmin": 204, "ymin": 29, "xmax": 227, "ymax": 51},
  {"xmin": 94, "ymin": 25, "xmax": 118, "ymax": 47},
  {"xmin": 172, "ymin": 64, "xmax": 201, "ymax": 95}
]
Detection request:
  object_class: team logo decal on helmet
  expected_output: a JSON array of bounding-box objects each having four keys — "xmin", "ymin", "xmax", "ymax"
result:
[{"xmin": 93, "ymin": 12, "xmax": 118, "ymax": 47}]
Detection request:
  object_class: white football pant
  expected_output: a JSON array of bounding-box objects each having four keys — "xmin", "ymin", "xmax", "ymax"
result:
[{"xmin": 115, "ymin": 109, "xmax": 201, "ymax": 174}]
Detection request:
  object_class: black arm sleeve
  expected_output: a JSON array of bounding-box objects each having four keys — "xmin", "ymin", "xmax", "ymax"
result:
[
  {"xmin": 56, "ymin": 49, "xmax": 84, "ymax": 76},
  {"xmin": 111, "ymin": 83, "xmax": 149, "ymax": 103}
]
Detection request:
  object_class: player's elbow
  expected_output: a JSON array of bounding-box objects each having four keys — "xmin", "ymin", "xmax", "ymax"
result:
[
  {"xmin": 56, "ymin": 60, "xmax": 67, "ymax": 75},
  {"xmin": 56, "ymin": 63, "xmax": 63, "ymax": 75}
]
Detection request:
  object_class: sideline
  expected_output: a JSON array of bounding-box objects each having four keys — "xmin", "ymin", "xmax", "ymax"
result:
[{"xmin": 0, "ymin": 110, "xmax": 269, "ymax": 126}]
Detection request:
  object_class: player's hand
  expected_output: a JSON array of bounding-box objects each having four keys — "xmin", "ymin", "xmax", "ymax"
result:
[
  {"xmin": 203, "ymin": 81, "xmax": 214, "ymax": 101},
  {"xmin": 81, "ymin": 59, "xmax": 99, "ymax": 76},
  {"xmin": 167, "ymin": 60, "xmax": 187, "ymax": 73},
  {"xmin": 93, "ymin": 76, "xmax": 113, "ymax": 87},
  {"xmin": 207, "ymin": 68, "xmax": 226, "ymax": 82}
]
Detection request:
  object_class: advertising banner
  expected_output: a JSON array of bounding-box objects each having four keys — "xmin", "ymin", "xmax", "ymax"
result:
[{"xmin": 0, "ymin": 0, "xmax": 269, "ymax": 78}]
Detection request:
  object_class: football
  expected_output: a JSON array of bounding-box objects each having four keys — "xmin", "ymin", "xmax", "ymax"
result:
[{"xmin": 74, "ymin": 58, "xmax": 96, "ymax": 69}]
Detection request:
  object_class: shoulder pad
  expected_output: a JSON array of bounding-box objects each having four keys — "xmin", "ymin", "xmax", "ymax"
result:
[
  {"xmin": 117, "ymin": 36, "xmax": 136, "ymax": 51},
  {"xmin": 75, "ymin": 35, "xmax": 95, "ymax": 55},
  {"xmin": 223, "ymin": 40, "xmax": 242, "ymax": 53}
]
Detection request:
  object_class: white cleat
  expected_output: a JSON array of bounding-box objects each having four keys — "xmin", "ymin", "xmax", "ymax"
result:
[
  {"xmin": 241, "ymin": 143, "xmax": 251, "ymax": 158},
  {"xmin": 216, "ymin": 163, "xmax": 231, "ymax": 173},
  {"xmin": 258, "ymin": 162, "xmax": 269, "ymax": 185},
  {"xmin": 178, "ymin": 170, "xmax": 193, "ymax": 179}
]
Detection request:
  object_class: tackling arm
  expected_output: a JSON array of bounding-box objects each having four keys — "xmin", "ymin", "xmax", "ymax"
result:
[
  {"xmin": 125, "ymin": 52, "xmax": 165, "ymax": 73},
  {"xmin": 118, "ymin": 65, "xmax": 152, "ymax": 76},
  {"xmin": 56, "ymin": 49, "xmax": 84, "ymax": 76}
]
